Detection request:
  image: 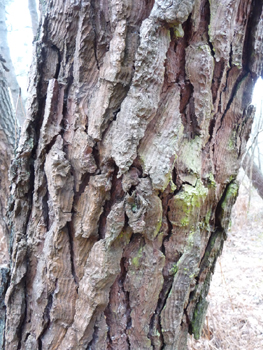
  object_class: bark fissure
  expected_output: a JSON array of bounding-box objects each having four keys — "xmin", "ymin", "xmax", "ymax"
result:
[{"xmin": 90, "ymin": 0, "xmax": 100, "ymax": 70}]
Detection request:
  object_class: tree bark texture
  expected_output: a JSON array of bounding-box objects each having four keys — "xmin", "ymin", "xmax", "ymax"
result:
[
  {"xmin": 0, "ymin": 59, "xmax": 15, "ymax": 348},
  {"xmin": 4, "ymin": 1, "xmax": 263, "ymax": 349}
]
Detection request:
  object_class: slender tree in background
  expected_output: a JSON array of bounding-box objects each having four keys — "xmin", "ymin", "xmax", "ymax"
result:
[
  {"xmin": 3, "ymin": 1, "xmax": 263, "ymax": 349},
  {"xmin": 0, "ymin": 56, "xmax": 15, "ymax": 349},
  {"xmin": 28, "ymin": 0, "xmax": 38, "ymax": 38},
  {"xmin": 0, "ymin": 0, "xmax": 25, "ymax": 125}
]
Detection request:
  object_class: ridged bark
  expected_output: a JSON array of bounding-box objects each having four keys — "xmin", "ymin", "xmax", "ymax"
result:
[{"xmin": 3, "ymin": 1, "xmax": 263, "ymax": 349}]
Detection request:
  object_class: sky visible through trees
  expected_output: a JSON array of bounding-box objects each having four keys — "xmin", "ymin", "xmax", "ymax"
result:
[{"xmin": 6, "ymin": 0, "xmax": 39, "ymax": 102}]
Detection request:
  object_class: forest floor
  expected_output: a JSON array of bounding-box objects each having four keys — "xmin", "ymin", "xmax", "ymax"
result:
[{"xmin": 188, "ymin": 177, "xmax": 263, "ymax": 350}]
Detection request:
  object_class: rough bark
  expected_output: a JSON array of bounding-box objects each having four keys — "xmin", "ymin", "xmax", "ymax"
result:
[
  {"xmin": 0, "ymin": 58, "xmax": 15, "ymax": 347},
  {"xmin": 3, "ymin": 1, "xmax": 263, "ymax": 349},
  {"xmin": 0, "ymin": 0, "xmax": 25, "ymax": 125}
]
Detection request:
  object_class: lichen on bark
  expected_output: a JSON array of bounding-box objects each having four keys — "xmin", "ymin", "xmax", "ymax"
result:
[{"xmin": 2, "ymin": 0, "xmax": 263, "ymax": 349}]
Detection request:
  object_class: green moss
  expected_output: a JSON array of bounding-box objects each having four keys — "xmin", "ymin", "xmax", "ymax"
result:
[
  {"xmin": 169, "ymin": 180, "xmax": 208, "ymax": 228},
  {"xmin": 190, "ymin": 298, "xmax": 209, "ymax": 340},
  {"xmin": 221, "ymin": 182, "xmax": 239, "ymax": 210},
  {"xmin": 206, "ymin": 173, "xmax": 216, "ymax": 188},
  {"xmin": 170, "ymin": 180, "xmax": 177, "ymax": 193},
  {"xmin": 132, "ymin": 256, "xmax": 140, "ymax": 268},
  {"xmin": 173, "ymin": 24, "xmax": 184, "ymax": 38},
  {"xmin": 131, "ymin": 246, "xmax": 143, "ymax": 268},
  {"xmin": 169, "ymin": 263, "xmax": 178, "ymax": 275}
]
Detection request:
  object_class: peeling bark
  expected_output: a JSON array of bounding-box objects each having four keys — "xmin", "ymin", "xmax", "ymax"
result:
[{"xmin": 3, "ymin": 1, "xmax": 263, "ymax": 349}]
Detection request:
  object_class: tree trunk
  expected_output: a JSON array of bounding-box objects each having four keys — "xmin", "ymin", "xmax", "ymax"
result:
[
  {"xmin": 0, "ymin": 0, "xmax": 25, "ymax": 126},
  {"xmin": 243, "ymin": 153, "xmax": 263, "ymax": 199},
  {"xmin": 0, "ymin": 57, "xmax": 15, "ymax": 348},
  {"xmin": 28, "ymin": 0, "xmax": 39, "ymax": 37},
  {"xmin": 4, "ymin": 1, "xmax": 263, "ymax": 349}
]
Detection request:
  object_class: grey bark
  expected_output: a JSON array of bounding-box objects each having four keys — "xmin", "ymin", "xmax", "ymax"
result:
[
  {"xmin": 3, "ymin": 1, "xmax": 263, "ymax": 350},
  {"xmin": 243, "ymin": 153, "xmax": 263, "ymax": 200}
]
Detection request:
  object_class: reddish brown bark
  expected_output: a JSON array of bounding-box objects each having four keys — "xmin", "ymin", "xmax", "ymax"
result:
[{"xmin": 3, "ymin": 1, "xmax": 263, "ymax": 349}]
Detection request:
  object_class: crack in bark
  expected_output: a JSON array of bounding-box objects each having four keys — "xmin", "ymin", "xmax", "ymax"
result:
[
  {"xmin": 98, "ymin": 165, "xmax": 122, "ymax": 240},
  {"xmin": 67, "ymin": 221, "xmax": 79, "ymax": 287},
  {"xmin": 38, "ymin": 293, "xmax": 53, "ymax": 348},
  {"xmin": 216, "ymin": 70, "xmax": 249, "ymax": 135},
  {"xmin": 86, "ymin": 322, "xmax": 99, "ymax": 350},
  {"xmin": 121, "ymin": 257, "xmax": 132, "ymax": 350},
  {"xmin": 90, "ymin": 0, "xmax": 100, "ymax": 70},
  {"xmin": 242, "ymin": 0, "xmax": 263, "ymax": 72}
]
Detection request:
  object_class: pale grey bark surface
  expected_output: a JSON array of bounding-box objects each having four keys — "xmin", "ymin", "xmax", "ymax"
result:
[{"xmin": 3, "ymin": 1, "xmax": 263, "ymax": 349}]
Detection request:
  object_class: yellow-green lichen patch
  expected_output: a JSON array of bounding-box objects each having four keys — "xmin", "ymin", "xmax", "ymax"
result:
[
  {"xmin": 169, "ymin": 263, "xmax": 178, "ymax": 275},
  {"xmin": 204, "ymin": 172, "xmax": 216, "ymax": 188},
  {"xmin": 173, "ymin": 24, "xmax": 184, "ymax": 38},
  {"xmin": 131, "ymin": 246, "xmax": 143, "ymax": 268},
  {"xmin": 168, "ymin": 179, "xmax": 208, "ymax": 228},
  {"xmin": 221, "ymin": 182, "xmax": 239, "ymax": 210},
  {"xmin": 219, "ymin": 182, "xmax": 239, "ymax": 231},
  {"xmin": 179, "ymin": 137, "xmax": 202, "ymax": 178}
]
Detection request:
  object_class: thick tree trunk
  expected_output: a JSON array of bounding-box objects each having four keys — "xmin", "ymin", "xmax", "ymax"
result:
[
  {"xmin": 4, "ymin": 1, "xmax": 263, "ymax": 349},
  {"xmin": 0, "ymin": 58, "xmax": 15, "ymax": 348}
]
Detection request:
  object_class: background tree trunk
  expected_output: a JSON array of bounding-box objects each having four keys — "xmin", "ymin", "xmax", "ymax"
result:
[
  {"xmin": 0, "ymin": 57, "xmax": 15, "ymax": 348},
  {"xmin": 4, "ymin": 1, "xmax": 263, "ymax": 349},
  {"xmin": 28, "ymin": 0, "xmax": 38, "ymax": 38},
  {"xmin": 0, "ymin": 0, "xmax": 25, "ymax": 126},
  {"xmin": 243, "ymin": 153, "xmax": 263, "ymax": 199}
]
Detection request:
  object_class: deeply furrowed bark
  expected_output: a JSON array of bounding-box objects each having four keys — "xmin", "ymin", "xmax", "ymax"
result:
[{"xmin": 3, "ymin": 1, "xmax": 263, "ymax": 349}]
